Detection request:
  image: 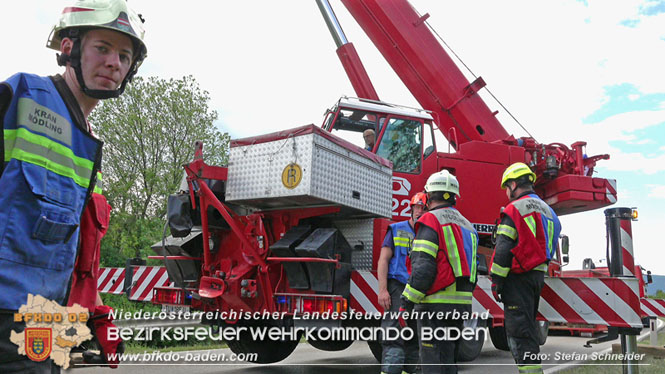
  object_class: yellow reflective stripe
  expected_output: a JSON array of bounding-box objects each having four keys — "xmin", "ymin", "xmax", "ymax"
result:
[
  {"xmin": 518, "ymin": 364, "xmax": 543, "ymax": 374},
  {"xmin": 533, "ymin": 263, "xmax": 548, "ymax": 272},
  {"xmin": 394, "ymin": 237, "xmax": 411, "ymax": 245},
  {"xmin": 93, "ymin": 171, "xmax": 103, "ymax": 194},
  {"xmin": 394, "ymin": 237, "xmax": 412, "ymax": 250},
  {"xmin": 547, "ymin": 219, "xmax": 554, "ymax": 257},
  {"xmin": 4, "ymin": 128, "xmax": 95, "ymax": 189},
  {"xmin": 7, "ymin": 128, "xmax": 94, "ymax": 170},
  {"xmin": 402, "ymin": 284, "xmax": 425, "ymax": 303},
  {"xmin": 491, "ymin": 263, "xmax": 510, "ymax": 277},
  {"xmin": 412, "ymin": 239, "xmax": 437, "ymax": 258},
  {"xmin": 470, "ymin": 232, "xmax": 478, "ymax": 283},
  {"xmin": 496, "ymin": 224, "xmax": 517, "ymax": 240},
  {"xmin": 422, "ymin": 289, "xmax": 473, "ymax": 305},
  {"xmin": 442, "ymin": 225, "xmax": 463, "ymax": 277},
  {"xmin": 524, "ymin": 215, "xmax": 536, "ymax": 237}
]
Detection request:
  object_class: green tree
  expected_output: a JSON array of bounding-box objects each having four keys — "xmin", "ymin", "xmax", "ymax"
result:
[{"xmin": 90, "ymin": 75, "xmax": 229, "ymax": 264}]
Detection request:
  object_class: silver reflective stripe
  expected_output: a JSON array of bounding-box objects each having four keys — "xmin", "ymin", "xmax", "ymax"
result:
[
  {"xmin": 533, "ymin": 263, "xmax": 548, "ymax": 272},
  {"xmin": 13, "ymin": 136, "xmax": 94, "ymax": 182},
  {"xmin": 17, "ymin": 97, "xmax": 73, "ymax": 146},
  {"xmin": 513, "ymin": 197, "xmax": 553, "ymax": 219},
  {"xmin": 430, "ymin": 207, "xmax": 475, "ymax": 231}
]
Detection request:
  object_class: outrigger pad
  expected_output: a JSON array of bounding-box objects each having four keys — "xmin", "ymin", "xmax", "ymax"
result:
[
  {"xmin": 167, "ymin": 193, "xmax": 193, "ymax": 238},
  {"xmin": 271, "ymin": 226, "xmax": 313, "ymax": 289},
  {"xmin": 295, "ymin": 228, "xmax": 353, "ymax": 293},
  {"xmin": 294, "ymin": 228, "xmax": 352, "ymax": 263},
  {"xmin": 150, "ymin": 230, "xmax": 203, "ymax": 288}
]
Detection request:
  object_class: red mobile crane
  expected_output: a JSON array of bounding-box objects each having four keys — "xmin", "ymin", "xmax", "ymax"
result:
[{"xmin": 147, "ymin": 0, "xmax": 652, "ymax": 365}]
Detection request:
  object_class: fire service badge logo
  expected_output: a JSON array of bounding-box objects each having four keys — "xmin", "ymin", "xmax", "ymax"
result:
[{"xmin": 25, "ymin": 328, "xmax": 52, "ymax": 362}]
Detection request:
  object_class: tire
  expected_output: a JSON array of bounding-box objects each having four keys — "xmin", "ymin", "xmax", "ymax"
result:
[
  {"xmin": 488, "ymin": 322, "xmax": 510, "ymax": 351},
  {"xmin": 537, "ymin": 320, "xmax": 549, "ymax": 345},
  {"xmin": 456, "ymin": 318, "xmax": 486, "ymax": 361},
  {"xmin": 308, "ymin": 338, "xmax": 354, "ymax": 351},
  {"xmin": 225, "ymin": 324, "xmax": 300, "ymax": 363},
  {"xmin": 367, "ymin": 340, "xmax": 383, "ymax": 362}
]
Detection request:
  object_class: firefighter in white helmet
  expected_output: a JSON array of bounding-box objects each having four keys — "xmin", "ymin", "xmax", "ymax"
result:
[
  {"xmin": 0, "ymin": 1, "xmax": 147, "ymax": 371},
  {"xmin": 490, "ymin": 163, "xmax": 562, "ymax": 374},
  {"xmin": 400, "ymin": 170, "xmax": 479, "ymax": 374}
]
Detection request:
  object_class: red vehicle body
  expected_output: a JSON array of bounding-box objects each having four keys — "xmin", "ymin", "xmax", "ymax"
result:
[{"xmin": 144, "ymin": 0, "xmax": 654, "ymax": 363}]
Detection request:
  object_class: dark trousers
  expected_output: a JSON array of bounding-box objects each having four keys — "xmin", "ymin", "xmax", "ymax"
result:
[
  {"xmin": 0, "ymin": 313, "xmax": 60, "ymax": 374},
  {"xmin": 416, "ymin": 305, "xmax": 463, "ymax": 374},
  {"xmin": 381, "ymin": 279, "xmax": 419, "ymax": 374},
  {"xmin": 503, "ymin": 271, "xmax": 544, "ymax": 371}
]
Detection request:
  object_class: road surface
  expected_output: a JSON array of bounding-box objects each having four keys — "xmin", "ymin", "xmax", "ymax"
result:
[{"xmin": 79, "ymin": 331, "xmax": 643, "ymax": 374}]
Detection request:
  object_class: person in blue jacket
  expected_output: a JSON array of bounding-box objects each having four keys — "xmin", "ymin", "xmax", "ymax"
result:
[
  {"xmin": 377, "ymin": 192, "xmax": 427, "ymax": 374},
  {"xmin": 0, "ymin": 1, "xmax": 147, "ymax": 372}
]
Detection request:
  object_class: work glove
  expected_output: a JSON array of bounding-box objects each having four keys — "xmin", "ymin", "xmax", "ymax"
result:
[
  {"xmin": 491, "ymin": 276, "xmax": 505, "ymax": 303},
  {"xmin": 84, "ymin": 305, "xmax": 124, "ymax": 369},
  {"xmin": 398, "ymin": 298, "xmax": 415, "ymax": 328}
]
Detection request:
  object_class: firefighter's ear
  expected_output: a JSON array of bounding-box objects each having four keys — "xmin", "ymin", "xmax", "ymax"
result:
[{"xmin": 60, "ymin": 37, "xmax": 73, "ymax": 55}]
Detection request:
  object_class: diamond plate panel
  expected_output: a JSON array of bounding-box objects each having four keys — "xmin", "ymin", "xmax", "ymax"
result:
[
  {"xmin": 335, "ymin": 219, "xmax": 375, "ymax": 271},
  {"xmin": 226, "ymin": 130, "xmax": 392, "ymax": 217}
]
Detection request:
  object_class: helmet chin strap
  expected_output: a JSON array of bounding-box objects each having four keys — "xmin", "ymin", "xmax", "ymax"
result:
[
  {"xmin": 507, "ymin": 183, "xmax": 517, "ymax": 200},
  {"xmin": 58, "ymin": 33, "xmax": 134, "ymax": 100}
]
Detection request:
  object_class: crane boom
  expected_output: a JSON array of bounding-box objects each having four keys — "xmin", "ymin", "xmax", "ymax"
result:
[{"xmin": 340, "ymin": 0, "xmax": 510, "ymax": 145}]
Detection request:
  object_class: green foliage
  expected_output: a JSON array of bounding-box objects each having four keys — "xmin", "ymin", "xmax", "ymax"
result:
[
  {"xmin": 90, "ymin": 75, "xmax": 230, "ymax": 262},
  {"xmin": 652, "ymin": 290, "xmax": 665, "ymax": 300},
  {"xmin": 100, "ymin": 293, "xmax": 161, "ymax": 315}
]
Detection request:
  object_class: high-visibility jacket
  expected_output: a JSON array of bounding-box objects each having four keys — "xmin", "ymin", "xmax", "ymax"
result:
[
  {"xmin": 386, "ymin": 220, "xmax": 414, "ymax": 284},
  {"xmin": 0, "ymin": 73, "xmax": 103, "ymax": 310},
  {"xmin": 68, "ymin": 192, "xmax": 111, "ymax": 311},
  {"xmin": 402, "ymin": 206, "xmax": 478, "ymax": 305},
  {"xmin": 491, "ymin": 193, "xmax": 561, "ymax": 277}
]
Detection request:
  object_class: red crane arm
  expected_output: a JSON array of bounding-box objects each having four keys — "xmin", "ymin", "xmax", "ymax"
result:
[{"xmin": 340, "ymin": 0, "xmax": 509, "ymax": 145}]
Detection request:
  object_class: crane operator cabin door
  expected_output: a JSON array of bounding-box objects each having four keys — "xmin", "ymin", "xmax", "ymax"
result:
[{"xmin": 375, "ymin": 116, "xmax": 436, "ymax": 219}]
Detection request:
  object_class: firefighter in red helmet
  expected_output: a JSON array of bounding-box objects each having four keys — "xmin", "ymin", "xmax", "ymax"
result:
[{"xmin": 377, "ymin": 192, "xmax": 427, "ymax": 374}]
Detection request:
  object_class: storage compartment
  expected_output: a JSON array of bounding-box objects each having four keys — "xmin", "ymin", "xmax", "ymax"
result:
[{"xmin": 226, "ymin": 125, "xmax": 392, "ymax": 218}]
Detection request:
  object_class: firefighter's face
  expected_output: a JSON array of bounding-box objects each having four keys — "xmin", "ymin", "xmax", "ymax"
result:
[
  {"xmin": 411, "ymin": 204, "xmax": 426, "ymax": 221},
  {"xmin": 79, "ymin": 29, "xmax": 134, "ymax": 91}
]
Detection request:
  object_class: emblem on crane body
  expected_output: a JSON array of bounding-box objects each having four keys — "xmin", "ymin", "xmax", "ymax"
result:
[{"xmin": 282, "ymin": 163, "xmax": 302, "ymax": 189}]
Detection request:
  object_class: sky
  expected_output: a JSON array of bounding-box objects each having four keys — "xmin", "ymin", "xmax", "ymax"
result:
[{"xmin": 3, "ymin": 1, "xmax": 664, "ymax": 274}]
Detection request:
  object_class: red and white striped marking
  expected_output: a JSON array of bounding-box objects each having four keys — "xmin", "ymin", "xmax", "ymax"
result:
[
  {"xmin": 472, "ymin": 276, "xmax": 503, "ymax": 318},
  {"xmin": 351, "ymin": 272, "xmax": 643, "ymax": 329},
  {"xmin": 620, "ymin": 220, "xmax": 635, "ymax": 277},
  {"xmin": 98, "ymin": 267, "xmax": 171, "ymax": 302},
  {"xmin": 606, "ymin": 179, "xmax": 617, "ymax": 204},
  {"xmin": 350, "ymin": 271, "xmax": 382, "ymax": 316},
  {"xmin": 641, "ymin": 298, "xmax": 665, "ymax": 318},
  {"xmin": 540, "ymin": 277, "xmax": 642, "ymax": 328}
]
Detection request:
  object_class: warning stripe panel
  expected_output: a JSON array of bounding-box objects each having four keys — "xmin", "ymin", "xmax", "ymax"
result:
[
  {"xmin": 641, "ymin": 298, "xmax": 665, "ymax": 317},
  {"xmin": 564, "ymin": 278, "xmax": 629, "ymax": 327},
  {"xmin": 541, "ymin": 277, "xmax": 642, "ymax": 328},
  {"xmin": 472, "ymin": 276, "xmax": 503, "ymax": 317},
  {"xmin": 350, "ymin": 271, "xmax": 381, "ymax": 315},
  {"xmin": 540, "ymin": 282, "xmax": 585, "ymax": 323},
  {"xmin": 98, "ymin": 267, "xmax": 171, "ymax": 302}
]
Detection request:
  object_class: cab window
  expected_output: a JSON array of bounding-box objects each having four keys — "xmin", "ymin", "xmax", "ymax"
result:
[
  {"xmin": 376, "ymin": 118, "xmax": 422, "ymax": 173},
  {"xmin": 329, "ymin": 108, "xmax": 383, "ymax": 149}
]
